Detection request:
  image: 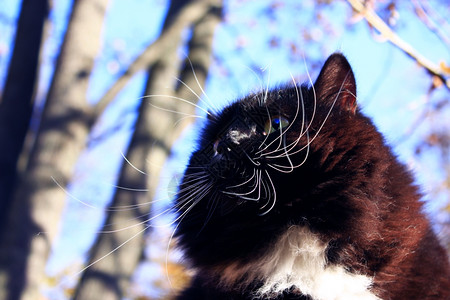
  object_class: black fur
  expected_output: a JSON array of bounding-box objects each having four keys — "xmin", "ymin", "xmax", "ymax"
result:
[{"xmin": 174, "ymin": 53, "xmax": 450, "ymax": 299}]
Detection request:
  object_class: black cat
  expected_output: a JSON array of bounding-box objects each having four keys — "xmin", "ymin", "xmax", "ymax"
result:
[{"xmin": 173, "ymin": 53, "xmax": 450, "ymax": 299}]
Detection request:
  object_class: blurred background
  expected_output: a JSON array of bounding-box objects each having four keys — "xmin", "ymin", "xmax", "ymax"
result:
[{"xmin": 0, "ymin": 0, "xmax": 448, "ymax": 299}]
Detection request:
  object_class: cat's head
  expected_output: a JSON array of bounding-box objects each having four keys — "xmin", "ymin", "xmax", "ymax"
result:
[{"xmin": 174, "ymin": 53, "xmax": 383, "ymax": 264}]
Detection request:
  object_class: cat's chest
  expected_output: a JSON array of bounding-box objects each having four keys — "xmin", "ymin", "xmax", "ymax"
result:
[
  {"xmin": 257, "ymin": 226, "xmax": 380, "ymax": 300},
  {"xmin": 218, "ymin": 226, "xmax": 380, "ymax": 300}
]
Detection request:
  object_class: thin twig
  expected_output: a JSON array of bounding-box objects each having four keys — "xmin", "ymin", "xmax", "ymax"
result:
[
  {"xmin": 411, "ymin": 0, "xmax": 450, "ymax": 49},
  {"xmin": 347, "ymin": 0, "xmax": 450, "ymax": 91}
]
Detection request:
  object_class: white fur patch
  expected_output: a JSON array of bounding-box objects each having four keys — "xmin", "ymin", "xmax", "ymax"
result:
[{"xmin": 250, "ymin": 226, "xmax": 380, "ymax": 300}]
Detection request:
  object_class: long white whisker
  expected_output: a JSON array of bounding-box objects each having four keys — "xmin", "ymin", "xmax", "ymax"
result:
[
  {"xmin": 222, "ymin": 169, "xmax": 261, "ymax": 200},
  {"xmin": 270, "ymin": 69, "xmax": 315, "ymax": 158},
  {"xmin": 201, "ymin": 192, "xmax": 219, "ymax": 233},
  {"xmin": 185, "ymin": 55, "xmax": 220, "ymax": 114},
  {"xmin": 164, "ymin": 200, "xmax": 197, "ymax": 290},
  {"xmin": 259, "ymin": 170, "xmax": 277, "ymax": 216},
  {"xmin": 262, "ymin": 63, "xmax": 272, "ymax": 104},
  {"xmin": 256, "ymin": 73, "xmax": 302, "ymax": 156},
  {"xmin": 109, "ymin": 185, "xmax": 149, "ymax": 193},
  {"xmin": 271, "ymin": 135, "xmax": 295, "ymax": 173},
  {"xmin": 242, "ymin": 64, "xmax": 265, "ymax": 95},
  {"xmin": 148, "ymin": 102, "xmax": 206, "ymax": 120},
  {"xmin": 244, "ymin": 150, "xmax": 261, "ymax": 166},
  {"xmin": 278, "ymin": 71, "xmax": 350, "ymax": 159},
  {"xmin": 163, "ymin": 180, "xmax": 212, "ymax": 290},
  {"xmin": 225, "ymin": 168, "xmax": 256, "ymax": 189},
  {"xmin": 51, "ymin": 176, "xmax": 100, "ymax": 210},
  {"xmin": 120, "ymin": 151, "xmax": 146, "ymax": 175},
  {"xmin": 62, "ymin": 223, "xmax": 151, "ymax": 287},
  {"xmin": 100, "ymin": 182, "xmax": 213, "ymax": 232},
  {"xmin": 258, "ymin": 106, "xmax": 273, "ymax": 150},
  {"xmin": 157, "ymin": 181, "xmax": 211, "ymax": 228},
  {"xmin": 139, "ymin": 94, "xmax": 212, "ymax": 117}
]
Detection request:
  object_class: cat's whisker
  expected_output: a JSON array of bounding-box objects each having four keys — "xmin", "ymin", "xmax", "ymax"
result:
[
  {"xmin": 140, "ymin": 94, "xmax": 212, "ymax": 117},
  {"xmin": 164, "ymin": 196, "xmax": 204, "ymax": 289},
  {"xmin": 260, "ymin": 172, "xmax": 270, "ymax": 202},
  {"xmin": 262, "ymin": 63, "xmax": 272, "ymax": 105},
  {"xmin": 120, "ymin": 151, "xmax": 147, "ymax": 175},
  {"xmin": 244, "ymin": 150, "xmax": 261, "ymax": 166},
  {"xmin": 279, "ymin": 73, "xmax": 350, "ymax": 159},
  {"xmin": 258, "ymin": 106, "xmax": 274, "ymax": 150},
  {"xmin": 223, "ymin": 193, "xmax": 260, "ymax": 202},
  {"xmin": 200, "ymin": 192, "xmax": 219, "ymax": 233},
  {"xmin": 276, "ymin": 135, "xmax": 295, "ymax": 172},
  {"xmin": 66, "ymin": 223, "xmax": 152, "ymax": 287},
  {"xmin": 148, "ymin": 102, "xmax": 207, "ymax": 120},
  {"xmin": 178, "ymin": 182, "xmax": 213, "ymax": 218},
  {"xmin": 172, "ymin": 115, "xmax": 205, "ymax": 129},
  {"xmin": 259, "ymin": 80, "xmax": 309, "ymax": 159},
  {"xmin": 104, "ymin": 180, "xmax": 211, "ymax": 233},
  {"xmin": 99, "ymin": 214, "xmax": 152, "ymax": 234},
  {"xmin": 225, "ymin": 168, "xmax": 257, "ymax": 189},
  {"xmin": 266, "ymin": 68, "xmax": 316, "ymax": 159},
  {"xmin": 183, "ymin": 55, "xmax": 220, "ymax": 114},
  {"xmin": 163, "ymin": 174, "xmax": 208, "ymax": 200},
  {"xmin": 222, "ymin": 170, "xmax": 261, "ymax": 201},
  {"xmin": 175, "ymin": 176, "xmax": 210, "ymax": 198},
  {"xmin": 241, "ymin": 64, "xmax": 265, "ymax": 99},
  {"xmin": 156, "ymin": 181, "xmax": 208, "ymax": 219},
  {"xmin": 174, "ymin": 76, "xmax": 209, "ymax": 110},
  {"xmin": 268, "ymin": 129, "xmax": 311, "ymax": 172},
  {"xmin": 51, "ymin": 176, "xmax": 102, "ymax": 210},
  {"xmin": 53, "ymin": 173, "xmax": 159, "ymax": 216},
  {"xmin": 256, "ymin": 74, "xmax": 302, "ymax": 156},
  {"xmin": 163, "ymin": 181, "xmax": 214, "ymax": 286},
  {"xmin": 165, "ymin": 219, "xmax": 180, "ymax": 290},
  {"xmin": 109, "ymin": 185, "xmax": 149, "ymax": 193},
  {"xmin": 265, "ymin": 71, "xmax": 347, "ymax": 163},
  {"xmin": 178, "ymin": 172, "xmax": 210, "ymax": 185},
  {"xmin": 166, "ymin": 181, "xmax": 211, "ymax": 226},
  {"xmin": 258, "ymin": 170, "xmax": 277, "ymax": 216}
]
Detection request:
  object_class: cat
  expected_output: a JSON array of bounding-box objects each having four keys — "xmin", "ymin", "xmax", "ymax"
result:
[{"xmin": 173, "ymin": 53, "xmax": 450, "ymax": 299}]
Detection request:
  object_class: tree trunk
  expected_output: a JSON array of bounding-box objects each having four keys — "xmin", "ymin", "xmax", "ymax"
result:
[
  {"xmin": 0, "ymin": 0, "xmax": 50, "ymax": 239},
  {"xmin": 73, "ymin": 1, "xmax": 222, "ymax": 299},
  {"xmin": 0, "ymin": 1, "xmax": 109, "ymax": 299}
]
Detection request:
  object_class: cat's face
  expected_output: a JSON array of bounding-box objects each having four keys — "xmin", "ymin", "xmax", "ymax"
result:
[
  {"xmin": 185, "ymin": 86, "xmax": 313, "ymax": 215},
  {"xmin": 175, "ymin": 53, "xmax": 365, "ymax": 264}
]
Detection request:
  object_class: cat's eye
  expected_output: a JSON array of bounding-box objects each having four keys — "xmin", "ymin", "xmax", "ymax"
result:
[{"xmin": 264, "ymin": 116, "xmax": 289, "ymax": 135}]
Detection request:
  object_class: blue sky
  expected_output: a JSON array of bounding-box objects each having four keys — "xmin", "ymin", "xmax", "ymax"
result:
[{"xmin": 1, "ymin": 0, "xmax": 449, "ymax": 298}]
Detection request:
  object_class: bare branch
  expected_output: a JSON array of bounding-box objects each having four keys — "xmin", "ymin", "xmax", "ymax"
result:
[
  {"xmin": 347, "ymin": 0, "xmax": 450, "ymax": 91},
  {"xmin": 92, "ymin": 0, "xmax": 220, "ymax": 119},
  {"xmin": 411, "ymin": 0, "xmax": 450, "ymax": 49}
]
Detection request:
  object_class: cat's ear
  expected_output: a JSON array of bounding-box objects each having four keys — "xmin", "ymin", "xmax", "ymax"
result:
[{"xmin": 314, "ymin": 53, "xmax": 357, "ymax": 114}]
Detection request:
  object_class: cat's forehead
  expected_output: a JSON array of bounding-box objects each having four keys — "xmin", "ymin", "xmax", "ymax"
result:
[
  {"xmin": 208, "ymin": 84, "xmax": 305, "ymax": 129},
  {"xmin": 240, "ymin": 85, "xmax": 303, "ymax": 115}
]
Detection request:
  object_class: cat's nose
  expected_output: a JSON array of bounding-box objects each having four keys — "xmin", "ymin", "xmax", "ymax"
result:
[
  {"xmin": 209, "ymin": 140, "xmax": 238, "ymax": 178},
  {"xmin": 213, "ymin": 140, "xmax": 231, "ymax": 157}
]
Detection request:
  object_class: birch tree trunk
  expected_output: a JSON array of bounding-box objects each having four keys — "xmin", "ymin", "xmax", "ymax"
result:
[
  {"xmin": 0, "ymin": 0, "xmax": 50, "ymax": 239},
  {"xmin": 73, "ymin": 1, "xmax": 222, "ymax": 299},
  {"xmin": 0, "ymin": 1, "xmax": 109, "ymax": 299}
]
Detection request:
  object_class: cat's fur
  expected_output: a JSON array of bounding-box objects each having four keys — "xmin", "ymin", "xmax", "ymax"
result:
[{"xmin": 173, "ymin": 53, "xmax": 450, "ymax": 299}]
